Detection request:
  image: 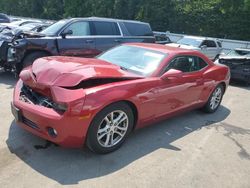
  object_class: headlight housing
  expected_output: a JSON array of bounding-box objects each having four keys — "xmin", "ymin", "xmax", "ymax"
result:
[
  {"xmin": 7, "ymin": 47, "xmax": 16, "ymax": 62},
  {"xmin": 53, "ymin": 103, "xmax": 68, "ymax": 113}
]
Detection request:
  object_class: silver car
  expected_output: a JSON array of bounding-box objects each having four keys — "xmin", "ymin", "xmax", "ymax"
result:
[{"xmin": 166, "ymin": 36, "xmax": 222, "ymax": 60}]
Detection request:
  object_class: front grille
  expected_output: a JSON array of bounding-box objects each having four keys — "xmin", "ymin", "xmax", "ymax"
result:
[
  {"xmin": 20, "ymin": 85, "xmax": 54, "ymax": 109},
  {"xmin": 19, "ymin": 84, "xmax": 66, "ymax": 114}
]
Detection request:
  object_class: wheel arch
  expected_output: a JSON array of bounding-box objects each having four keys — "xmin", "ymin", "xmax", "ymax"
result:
[
  {"xmin": 22, "ymin": 49, "xmax": 52, "ymax": 62},
  {"xmin": 120, "ymin": 100, "xmax": 138, "ymax": 130},
  {"xmin": 218, "ymin": 81, "xmax": 226, "ymax": 94},
  {"xmin": 89, "ymin": 99, "xmax": 139, "ymax": 132},
  {"xmin": 85, "ymin": 99, "xmax": 139, "ymax": 152}
]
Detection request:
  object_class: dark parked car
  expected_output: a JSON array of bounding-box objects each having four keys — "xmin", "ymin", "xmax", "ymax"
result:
[
  {"xmin": 0, "ymin": 17, "xmax": 155, "ymax": 74},
  {"xmin": 153, "ymin": 31, "xmax": 171, "ymax": 44},
  {"xmin": 217, "ymin": 48, "xmax": 250, "ymax": 84}
]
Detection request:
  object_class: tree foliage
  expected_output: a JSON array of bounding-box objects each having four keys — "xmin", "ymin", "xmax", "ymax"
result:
[{"xmin": 0, "ymin": 0, "xmax": 249, "ymax": 40}]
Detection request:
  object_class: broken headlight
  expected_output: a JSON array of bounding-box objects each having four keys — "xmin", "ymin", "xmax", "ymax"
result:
[
  {"xmin": 7, "ymin": 47, "xmax": 16, "ymax": 62},
  {"xmin": 53, "ymin": 103, "xmax": 68, "ymax": 113}
]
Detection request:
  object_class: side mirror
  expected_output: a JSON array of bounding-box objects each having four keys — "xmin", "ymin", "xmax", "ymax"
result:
[
  {"xmin": 200, "ymin": 45, "xmax": 207, "ymax": 49},
  {"xmin": 60, "ymin": 30, "xmax": 73, "ymax": 39},
  {"xmin": 161, "ymin": 69, "xmax": 183, "ymax": 80},
  {"xmin": 36, "ymin": 27, "xmax": 43, "ymax": 32}
]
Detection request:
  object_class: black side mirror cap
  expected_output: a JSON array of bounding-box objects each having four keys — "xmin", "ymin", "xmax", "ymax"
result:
[{"xmin": 60, "ymin": 30, "xmax": 73, "ymax": 38}]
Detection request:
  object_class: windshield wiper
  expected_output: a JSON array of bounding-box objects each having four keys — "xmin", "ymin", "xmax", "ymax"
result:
[{"xmin": 120, "ymin": 66, "xmax": 129, "ymax": 71}]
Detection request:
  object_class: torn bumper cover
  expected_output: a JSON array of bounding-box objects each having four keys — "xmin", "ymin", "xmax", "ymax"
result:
[{"xmin": 12, "ymin": 79, "xmax": 91, "ymax": 148}]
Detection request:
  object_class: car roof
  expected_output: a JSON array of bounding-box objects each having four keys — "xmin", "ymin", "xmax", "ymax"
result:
[
  {"xmin": 235, "ymin": 48, "xmax": 250, "ymax": 52},
  {"xmin": 182, "ymin": 36, "xmax": 219, "ymax": 41},
  {"xmin": 62, "ymin": 17, "xmax": 150, "ymax": 25},
  {"xmin": 124, "ymin": 43, "xmax": 197, "ymax": 55}
]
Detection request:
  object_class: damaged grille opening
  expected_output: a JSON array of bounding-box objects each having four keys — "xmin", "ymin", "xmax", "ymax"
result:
[
  {"xmin": 219, "ymin": 59, "xmax": 250, "ymax": 72},
  {"xmin": 64, "ymin": 78, "xmax": 139, "ymax": 90},
  {"xmin": 19, "ymin": 84, "xmax": 66, "ymax": 114}
]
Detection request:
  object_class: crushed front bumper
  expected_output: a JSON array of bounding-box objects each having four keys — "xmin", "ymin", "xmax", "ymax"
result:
[{"xmin": 12, "ymin": 80, "xmax": 92, "ymax": 148}]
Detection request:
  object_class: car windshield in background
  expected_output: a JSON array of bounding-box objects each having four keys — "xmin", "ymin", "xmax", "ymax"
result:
[
  {"xmin": 41, "ymin": 20, "xmax": 67, "ymax": 36},
  {"xmin": 227, "ymin": 49, "xmax": 250, "ymax": 57},
  {"xmin": 97, "ymin": 45, "xmax": 166, "ymax": 76},
  {"xmin": 177, "ymin": 38, "xmax": 202, "ymax": 47}
]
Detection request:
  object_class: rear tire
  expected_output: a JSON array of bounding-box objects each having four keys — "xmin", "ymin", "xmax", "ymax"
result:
[
  {"xmin": 86, "ymin": 102, "xmax": 134, "ymax": 154},
  {"xmin": 203, "ymin": 84, "xmax": 224, "ymax": 113}
]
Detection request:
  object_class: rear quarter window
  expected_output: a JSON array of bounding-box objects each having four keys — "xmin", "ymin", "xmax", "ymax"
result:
[
  {"xmin": 93, "ymin": 21, "xmax": 120, "ymax": 35},
  {"xmin": 207, "ymin": 40, "xmax": 217, "ymax": 47},
  {"xmin": 197, "ymin": 57, "xmax": 208, "ymax": 69},
  {"xmin": 123, "ymin": 22, "xmax": 153, "ymax": 36}
]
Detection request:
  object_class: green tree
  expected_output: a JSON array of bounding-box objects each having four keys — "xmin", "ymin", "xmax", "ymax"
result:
[{"xmin": 0, "ymin": 0, "xmax": 250, "ymax": 40}]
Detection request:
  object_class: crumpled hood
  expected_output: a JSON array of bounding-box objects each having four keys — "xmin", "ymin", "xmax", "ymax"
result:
[
  {"xmin": 0, "ymin": 33, "xmax": 12, "ymax": 42},
  {"xmin": 166, "ymin": 43, "xmax": 200, "ymax": 50},
  {"xmin": 20, "ymin": 56, "xmax": 142, "ymax": 88},
  {"xmin": 13, "ymin": 30, "xmax": 46, "ymax": 39}
]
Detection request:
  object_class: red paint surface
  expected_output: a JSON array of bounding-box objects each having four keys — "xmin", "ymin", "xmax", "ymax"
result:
[{"xmin": 13, "ymin": 43, "xmax": 230, "ymax": 148}]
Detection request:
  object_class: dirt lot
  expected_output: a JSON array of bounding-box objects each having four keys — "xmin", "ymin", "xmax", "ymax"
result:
[{"xmin": 0, "ymin": 71, "xmax": 250, "ymax": 188}]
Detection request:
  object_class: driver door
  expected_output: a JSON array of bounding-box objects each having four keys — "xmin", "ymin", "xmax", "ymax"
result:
[
  {"xmin": 57, "ymin": 21, "xmax": 98, "ymax": 57},
  {"xmin": 154, "ymin": 56, "xmax": 206, "ymax": 117}
]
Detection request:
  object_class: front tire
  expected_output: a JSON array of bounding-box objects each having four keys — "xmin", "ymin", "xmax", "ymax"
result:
[
  {"xmin": 86, "ymin": 102, "xmax": 134, "ymax": 154},
  {"xmin": 20, "ymin": 51, "xmax": 48, "ymax": 71},
  {"xmin": 203, "ymin": 84, "xmax": 224, "ymax": 113}
]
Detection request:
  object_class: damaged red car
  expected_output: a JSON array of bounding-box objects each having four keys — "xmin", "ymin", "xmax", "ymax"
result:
[{"xmin": 11, "ymin": 43, "xmax": 230, "ymax": 153}]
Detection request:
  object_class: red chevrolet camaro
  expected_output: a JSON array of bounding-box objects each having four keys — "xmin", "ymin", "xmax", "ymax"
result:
[{"xmin": 11, "ymin": 43, "xmax": 230, "ymax": 153}]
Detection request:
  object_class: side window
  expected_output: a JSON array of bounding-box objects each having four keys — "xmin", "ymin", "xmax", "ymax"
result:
[
  {"xmin": 123, "ymin": 22, "xmax": 153, "ymax": 36},
  {"xmin": 165, "ymin": 56, "xmax": 208, "ymax": 73},
  {"xmin": 206, "ymin": 40, "xmax": 216, "ymax": 47},
  {"xmin": 166, "ymin": 56, "xmax": 195, "ymax": 73},
  {"xmin": 93, "ymin": 21, "xmax": 120, "ymax": 35},
  {"xmin": 201, "ymin": 40, "xmax": 208, "ymax": 47},
  {"xmin": 64, "ymin": 21, "xmax": 90, "ymax": 36},
  {"xmin": 197, "ymin": 57, "xmax": 208, "ymax": 69}
]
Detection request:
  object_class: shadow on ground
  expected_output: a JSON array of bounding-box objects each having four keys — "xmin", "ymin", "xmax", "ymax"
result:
[
  {"xmin": 6, "ymin": 106, "xmax": 231, "ymax": 185},
  {"xmin": 0, "ymin": 71, "xmax": 17, "ymax": 88}
]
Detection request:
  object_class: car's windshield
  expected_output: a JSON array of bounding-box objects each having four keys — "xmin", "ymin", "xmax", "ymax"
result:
[
  {"xmin": 41, "ymin": 20, "xmax": 67, "ymax": 36},
  {"xmin": 227, "ymin": 49, "xmax": 250, "ymax": 57},
  {"xmin": 177, "ymin": 37, "xmax": 203, "ymax": 47},
  {"xmin": 97, "ymin": 45, "xmax": 166, "ymax": 76}
]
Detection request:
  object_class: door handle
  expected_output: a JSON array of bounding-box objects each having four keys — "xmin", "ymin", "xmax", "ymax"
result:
[
  {"xmin": 86, "ymin": 39, "xmax": 94, "ymax": 43},
  {"xmin": 114, "ymin": 39, "xmax": 121, "ymax": 43}
]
